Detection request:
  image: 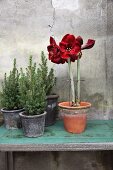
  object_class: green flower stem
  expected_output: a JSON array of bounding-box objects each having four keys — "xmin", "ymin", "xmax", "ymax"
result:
[
  {"xmin": 77, "ymin": 57, "xmax": 80, "ymax": 104},
  {"xmin": 68, "ymin": 58, "xmax": 75, "ymax": 104}
]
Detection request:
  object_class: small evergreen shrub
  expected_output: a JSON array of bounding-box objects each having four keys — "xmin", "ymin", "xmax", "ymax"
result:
[
  {"xmin": 0, "ymin": 59, "xmax": 22, "ymax": 110},
  {"xmin": 19, "ymin": 56, "xmax": 46, "ymax": 115},
  {"xmin": 39, "ymin": 51, "xmax": 56, "ymax": 95}
]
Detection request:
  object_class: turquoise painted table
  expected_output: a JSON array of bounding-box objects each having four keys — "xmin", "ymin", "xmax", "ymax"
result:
[{"xmin": 0, "ymin": 120, "xmax": 113, "ymax": 151}]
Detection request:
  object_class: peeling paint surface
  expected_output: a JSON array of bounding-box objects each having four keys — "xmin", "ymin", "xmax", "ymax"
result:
[
  {"xmin": 52, "ymin": 0, "xmax": 78, "ymax": 10},
  {"xmin": 0, "ymin": 120, "xmax": 113, "ymax": 147}
]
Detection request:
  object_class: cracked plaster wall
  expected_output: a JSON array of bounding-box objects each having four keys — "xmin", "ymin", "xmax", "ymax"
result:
[{"xmin": 0, "ymin": 0, "xmax": 113, "ymax": 118}]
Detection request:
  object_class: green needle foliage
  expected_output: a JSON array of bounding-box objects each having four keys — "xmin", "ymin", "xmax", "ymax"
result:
[
  {"xmin": 19, "ymin": 56, "xmax": 46, "ymax": 115},
  {"xmin": 0, "ymin": 59, "xmax": 22, "ymax": 110},
  {"xmin": 39, "ymin": 51, "xmax": 56, "ymax": 95}
]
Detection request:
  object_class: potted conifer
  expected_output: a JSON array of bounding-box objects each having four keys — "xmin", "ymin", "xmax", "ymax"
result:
[
  {"xmin": 0, "ymin": 59, "xmax": 24, "ymax": 129},
  {"xmin": 47, "ymin": 34, "xmax": 95, "ymax": 134},
  {"xmin": 39, "ymin": 51, "xmax": 59, "ymax": 126},
  {"xmin": 19, "ymin": 56, "xmax": 46, "ymax": 137}
]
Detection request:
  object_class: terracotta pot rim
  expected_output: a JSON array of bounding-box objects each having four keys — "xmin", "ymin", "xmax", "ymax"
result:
[{"xmin": 58, "ymin": 101, "xmax": 91, "ymax": 110}]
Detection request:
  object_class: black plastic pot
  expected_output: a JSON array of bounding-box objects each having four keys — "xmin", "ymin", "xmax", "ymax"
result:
[
  {"xmin": 1, "ymin": 108, "xmax": 24, "ymax": 129},
  {"xmin": 19, "ymin": 111, "xmax": 46, "ymax": 137},
  {"xmin": 45, "ymin": 94, "xmax": 59, "ymax": 126}
]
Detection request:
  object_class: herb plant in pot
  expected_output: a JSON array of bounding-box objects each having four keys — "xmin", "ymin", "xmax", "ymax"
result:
[
  {"xmin": 39, "ymin": 51, "xmax": 58, "ymax": 126},
  {"xmin": 47, "ymin": 34, "xmax": 95, "ymax": 133},
  {"xmin": 0, "ymin": 59, "xmax": 24, "ymax": 129},
  {"xmin": 19, "ymin": 56, "xmax": 46, "ymax": 137}
]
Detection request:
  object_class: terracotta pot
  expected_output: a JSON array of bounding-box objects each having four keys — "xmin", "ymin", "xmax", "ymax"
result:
[{"xmin": 58, "ymin": 101, "xmax": 91, "ymax": 134}]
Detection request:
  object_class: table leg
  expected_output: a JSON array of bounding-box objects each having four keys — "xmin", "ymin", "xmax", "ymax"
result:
[{"xmin": 5, "ymin": 152, "xmax": 14, "ymax": 170}]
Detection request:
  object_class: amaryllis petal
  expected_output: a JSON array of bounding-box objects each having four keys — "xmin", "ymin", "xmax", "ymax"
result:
[
  {"xmin": 50, "ymin": 36, "xmax": 56, "ymax": 45},
  {"xmin": 47, "ymin": 36, "xmax": 66, "ymax": 64},
  {"xmin": 59, "ymin": 34, "xmax": 81, "ymax": 62},
  {"xmin": 47, "ymin": 45, "xmax": 53, "ymax": 51},
  {"xmin": 70, "ymin": 54, "xmax": 79, "ymax": 62},
  {"xmin": 76, "ymin": 36, "xmax": 83, "ymax": 45},
  {"xmin": 81, "ymin": 39, "xmax": 95, "ymax": 50},
  {"xmin": 73, "ymin": 46, "xmax": 81, "ymax": 55},
  {"xmin": 66, "ymin": 35, "xmax": 76, "ymax": 44},
  {"xmin": 61, "ymin": 34, "xmax": 70, "ymax": 42},
  {"xmin": 61, "ymin": 53, "xmax": 70, "ymax": 60},
  {"xmin": 61, "ymin": 34, "xmax": 76, "ymax": 44},
  {"xmin": 47, "ymin": 34, "xmax": 95, "ymax": 65},
  {"xmin": 59, "ymin": 42, "xmax": 68, "ymax": 52}
]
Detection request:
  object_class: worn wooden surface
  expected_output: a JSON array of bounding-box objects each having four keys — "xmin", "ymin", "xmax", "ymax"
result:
[{"xmin": 0, "ymin": 120, "xmax": 113, "ymax": 151}]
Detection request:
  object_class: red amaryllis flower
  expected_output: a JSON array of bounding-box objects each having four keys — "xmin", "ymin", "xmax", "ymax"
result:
[
  {"xmin": 81, "ymin": 39, "xmax": 95, "ymax": 50},
  {"xmin": 59, "ymin": 34, "xmax": 82, "ymax": 62},
  {"xmin": 47, "ymin": 37, "xmax": 66, "ymax": 64}
]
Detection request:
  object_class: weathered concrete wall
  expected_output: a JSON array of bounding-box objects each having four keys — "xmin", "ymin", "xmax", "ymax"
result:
[
  {"xmin": 0, "ymin": 0, "xmax": 113, "ymax": 170},
  {"xmin": 0, "ymin": 0, "xmax": 113, "ymax": 119}
]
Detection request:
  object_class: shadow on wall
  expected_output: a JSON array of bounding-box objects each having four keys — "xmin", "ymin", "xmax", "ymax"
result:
[
  {"xmin": 54, "ymin": 77, "xmax": 113, "ymax": 120},
  {"xmin": 87, "ymin": 93, "xmax": 113, "ymax": 120},
  {"xmin": 53, "ymin": 76, "xmax": 71, "ymax": 102}
]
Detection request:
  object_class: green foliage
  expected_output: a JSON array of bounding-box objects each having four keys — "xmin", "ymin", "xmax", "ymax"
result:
[
  {"xmin": 19, "ymin": 56, "xmax": 46, "ymax": 115},
  {"xmin": 39, "ymin": 51, "xmax": 56, "ymax": 95},
  {"xmin": 0, "ymin": 59, "xmax": 22, "ymax": 110}
]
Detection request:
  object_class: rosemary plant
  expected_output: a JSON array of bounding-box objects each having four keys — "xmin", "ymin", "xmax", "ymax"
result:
[
  {"xmin": 39, "ymin": 51, "xmax": 56, "ymax": 96},
  {"xmin": 0, "ymin": 59, "xmax": 22, "ymax": 110},
  {"xmin": 19, "ymin": 56, "xmax": 46, "ymax": 115}
]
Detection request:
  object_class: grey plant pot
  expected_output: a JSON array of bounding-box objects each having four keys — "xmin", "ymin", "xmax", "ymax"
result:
[
  {"xmin": 45, "ymin": 94, "xmax": 59, "ymax": 126},
  {"xmin": 1, "ymin": 108, "xmax": 24, "ymax": 129},
  {"xmin": 19, "ymin": 111, "xmax": 46, "ymax": 137}
]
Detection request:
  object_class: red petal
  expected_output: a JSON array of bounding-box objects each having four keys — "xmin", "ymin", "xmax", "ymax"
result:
[
  {"xmin": 59, "ymin": 42, "xmax": 67, "ymax": 52},
  {"xmin": 61, "ymin": 34, "xmax": 70, "ymax": 42},
  {"xmin": 81, "ymin": 39, "xmax": 95, "ymax": 50},
  {"xmin": 47, "ymin": 45, "xmax": 54, "ymax": 52},
  {"xmin": 61, "ymin": 52, "xmax": 70, "ymax": 59},
  {"xmin": 70, "ymin": 55, "xmax": 79, "ymax": 62},
  {"xmin": 50, "ymin": 37, "xmax": 56, "ymax": 45},
  {"xmin": 71, "ymin": 46, "xmax": 81, "ymax": 55},
  {"xmin": 51, "ymin": 56, "xmax": 66, "ymax": 64},
  {"xmin": 61, "ymin": 34, "xmax": 76, "ymax": 44},
  {"xmin": 76, "ymin": 36, "xmax": 83, "ymax": 45}
]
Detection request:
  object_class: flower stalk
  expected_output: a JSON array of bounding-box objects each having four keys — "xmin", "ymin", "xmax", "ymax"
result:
[
  {"xmin": 67, "ymin": 58, "xmax": 75, "ymax": 105},
  {"xmin": 77, "ymin": 54, "xmax": 81, "ymax": 106},
  {"xmin": 68, "ymin": 57, "xmax": 81, "ymax": 106}
]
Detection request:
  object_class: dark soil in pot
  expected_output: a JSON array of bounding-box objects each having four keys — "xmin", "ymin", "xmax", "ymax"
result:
[{"xmin": 45, "ymin": 95, "xmax": 59, "ymax": 126}]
